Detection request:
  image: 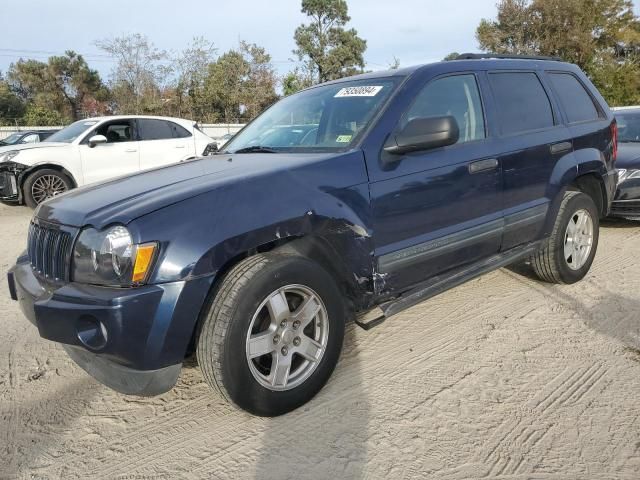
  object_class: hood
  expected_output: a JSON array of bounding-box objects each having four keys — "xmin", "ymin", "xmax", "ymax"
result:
[
  {"xmin": 36, "ymin": 152, "xmax": 347, "ymax": 228},
  {"xmin": 616, "ymin": 142, "xmax": 640, "ymax": 169},
  {"xmin": 0, "ymin": 141, "xmax": 69, "ymax": 155}
]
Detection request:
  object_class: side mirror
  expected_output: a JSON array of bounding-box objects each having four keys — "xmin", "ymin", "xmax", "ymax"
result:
[
  {"xmin": 384, "ymin": 116, "xmax": 459, "ymax": 155},
  {"xmin": 88, "ymin": 134, "xmax": 107, "ymax": 148}
]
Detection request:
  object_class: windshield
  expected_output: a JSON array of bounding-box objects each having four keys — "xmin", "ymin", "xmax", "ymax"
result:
[
  {"xmin": 615, "ymin": 112, "xmax": 640, "ymax": 142},
  {"xmin": 1, "ymin": 133, "xmax": 23, "ymax": 145},
  {"xmin": 224, "ymin": 78, "xmax": 400, "ymax": 153},
  {"xmin": 46, "ymin": 120, "xmax": 99, "ymax": 143}
]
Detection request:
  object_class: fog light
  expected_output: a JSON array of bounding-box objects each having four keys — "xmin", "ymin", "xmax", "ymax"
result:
[{"xmin": 76, "ymin": 315, "xmax": 108, "ymax": 350}]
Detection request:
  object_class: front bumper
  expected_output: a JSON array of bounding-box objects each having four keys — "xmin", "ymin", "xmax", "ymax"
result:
[
  {"xmin": 8, "ymin": 256, "xmax": 213, "ymax": 395},
  {"xmin": 0, "ymin": 169, "xmax": 20, "ymax": 202},
  {"xmin": 610, "ymin": 176, "xmax": 640, "ymax": 219}
]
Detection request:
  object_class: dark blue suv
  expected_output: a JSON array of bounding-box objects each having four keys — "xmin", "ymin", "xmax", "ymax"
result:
[{"xmin": 8, "ymin": 55, "xmax": 618, "ymax": 416}]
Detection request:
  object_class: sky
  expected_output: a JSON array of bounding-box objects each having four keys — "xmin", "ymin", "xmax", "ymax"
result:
[{"xmin": 0, "ymin": 0, "xmax": 502, "ymax": 80}]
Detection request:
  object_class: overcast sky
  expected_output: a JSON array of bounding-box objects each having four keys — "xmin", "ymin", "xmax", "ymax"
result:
[{"xmin": 2, "ymin": 0, "xmax": 637, "ymax": 80}]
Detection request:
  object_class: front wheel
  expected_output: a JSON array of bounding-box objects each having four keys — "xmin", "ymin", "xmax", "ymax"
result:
[
  {"xmin": 197, "ymin": 253, "xmax": 346, "ymax": 416},
  {"xmin": 23, "ymin": 169, "xmax": 73, "ymax": 208},
  {"xmin": 531, "ymin": 191, "xmax": 599, "ymax": 284}
]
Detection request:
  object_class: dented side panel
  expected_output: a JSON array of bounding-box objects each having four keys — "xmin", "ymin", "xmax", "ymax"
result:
[{"xmin": 132, "ymin": 151, "xmax": 376, "ymax": 304}]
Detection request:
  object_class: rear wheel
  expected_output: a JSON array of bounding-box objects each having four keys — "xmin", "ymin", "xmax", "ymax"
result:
[
  {"xmin": 531, "ymin": 191, "xmax": 599, "ymax": 284},
  {"xmin": 196, "ymin": 253, "xmax": 346, "ymax": 416},
  {"xmin": 23, "ymin": 169, "xmax": 72, "ymax": 208}
]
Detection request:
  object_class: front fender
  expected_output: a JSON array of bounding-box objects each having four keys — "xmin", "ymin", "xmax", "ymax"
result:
[{"xmin": 131, "ymin": 152, "xmax": 374, "ymax": 303}]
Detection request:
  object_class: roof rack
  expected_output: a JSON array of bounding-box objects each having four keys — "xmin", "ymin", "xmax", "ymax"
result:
[{"xmin": 455, "ymin": 53, "xmax": 563, "ymax": 62}]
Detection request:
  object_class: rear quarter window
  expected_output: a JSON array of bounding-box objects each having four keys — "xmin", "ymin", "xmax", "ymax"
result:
[
  {"xmin": 488, "ymin": 72, "xmax": 555, "ymax": 135},
  {"xmin": 547, "ymin": 72, "xmax": 601, "ymax": 124}
]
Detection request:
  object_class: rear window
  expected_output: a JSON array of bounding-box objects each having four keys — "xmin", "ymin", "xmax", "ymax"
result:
[
  {"xmin": 489, "ymin": 72, "xmax": 554, "ymax": 135},
  {"xmin": 548, "ymin": 72, "xmax": 600, "ymax": 124}
]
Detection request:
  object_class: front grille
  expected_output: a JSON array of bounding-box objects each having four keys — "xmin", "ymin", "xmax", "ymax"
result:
[
  {"xmin": 27, "ymin": 222, "xmax": 74, "ymax": 281},
  {"xmin": 611, "ymin": 200, "xmax": 640, "ymax": 218}
]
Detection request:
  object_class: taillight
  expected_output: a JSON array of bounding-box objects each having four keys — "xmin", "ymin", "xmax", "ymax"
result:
[{"xmin": 611, "ymin": 121, "xmax": 618, "ymax": 163}]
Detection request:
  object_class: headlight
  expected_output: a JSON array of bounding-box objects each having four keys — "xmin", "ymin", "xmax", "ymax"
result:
[
  {"xmin": 618, "ymin": 168, "xmax": 640, "ymax": 184},
  {"xmin": 72, "ymin": 225, "xmax": 157, "ymax": 286},
  {"xmin": 0, "ymin": 150, "xmax": 19, "ymax": 162}
]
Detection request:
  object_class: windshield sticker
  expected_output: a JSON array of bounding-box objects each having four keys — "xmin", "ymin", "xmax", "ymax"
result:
[
  {"xmin": 334, "ymin": 86, "xmax": 383, "ymax": 98},
  {"xmin": 83, "ymin": 121, "xmax": 98, "ymax": 126},
  {"xmin": 336, "ymin": 135, "xmax": 353, "ymax": 143}
]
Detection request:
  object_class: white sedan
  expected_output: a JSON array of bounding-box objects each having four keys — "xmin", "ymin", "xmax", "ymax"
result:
[{"xmin": 0, "ymin": 115, "xmax": 216, "ymax": 207}]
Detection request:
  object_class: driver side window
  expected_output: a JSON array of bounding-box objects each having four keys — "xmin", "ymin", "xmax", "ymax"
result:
[
  {"xmin": 95, "ymin": 121, "xmax": 134, "ymax": 143},
  {"xmin": 404, "ymin": 74, "xmax": 486, "ymax": 144}
]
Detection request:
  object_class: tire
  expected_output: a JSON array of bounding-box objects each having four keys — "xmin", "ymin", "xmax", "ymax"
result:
[
  {"xmin": 197, "ymin": 253, "xmax": 346, "ymax": 416},
  {"xmin": 23, "ymin": 169, "xmax": 73, "ymax": 208},
  {"xmin": 531, "ymin": 191, "xmax": 599, "ymax": 284}
]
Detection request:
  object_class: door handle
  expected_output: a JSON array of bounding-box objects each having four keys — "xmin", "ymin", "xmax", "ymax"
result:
[
  {"xmin": 125, "ymin": 149, "xmax": 137, "ymax": 153},
  {"xmin": 550, "ymin": 141, "xmax": 572, "ymax": 155},
  {"xmin": 175, "ymin": 145, "xmax": 186, "ymax": 149},
  {"xmin": 469, "ymin": 158, "xmax": 498, "ymax": 174}
]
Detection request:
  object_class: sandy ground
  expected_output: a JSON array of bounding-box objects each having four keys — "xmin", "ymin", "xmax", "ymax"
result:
[{"xmin": 1, "ymin": 201, "xmax": 639, "ymax": 480}]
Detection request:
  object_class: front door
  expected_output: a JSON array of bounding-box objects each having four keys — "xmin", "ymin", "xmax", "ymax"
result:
[
  {"xmin": 79, "ymin": 119, "xmax": 140, "ymax": 185},
  {"xmin": 369, "ymin": 73, "xmax": 504, "ymax": 293}
]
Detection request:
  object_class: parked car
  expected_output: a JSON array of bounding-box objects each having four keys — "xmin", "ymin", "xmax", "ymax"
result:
[
  {"xmin": 0, "ymin": 116, "xmax": 216, "ymax": 208},
  {"xmin": 611, "ymin": 106, "xmax": 640, "ymax": 219},
  {"xmin": 0, "ymin": 130, "xmax": 59, "ymax": 147},
  {"xmin": 8, "ymin": 55, "xmax": 617, "ymax": 416}
]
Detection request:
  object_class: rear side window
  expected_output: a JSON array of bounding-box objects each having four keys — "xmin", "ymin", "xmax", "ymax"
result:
[
  {"xmin": 548, "ymin": 73, "xmax": 600, "ymax": 123},
  {"xmin": 137, "ymin": 119, "xmax": 174, "ymax": 141},
  {"xmin": 169, "ymin": 122, "xmax": 192, "ymax": 138},
  {"xmin": 489, "ymin": 72, "xmax": 554, "ymax": 135},
  {"xmin": 404, "ymin": 74, "xmax": 485, "ymax": 144}
]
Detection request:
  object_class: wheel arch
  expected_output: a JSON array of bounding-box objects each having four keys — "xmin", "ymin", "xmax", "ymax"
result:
[
  {"xmin": 568, "ymin": 173, "xmax": 607, "ymax": 218},
  {"xmin": 19, "ymin": 163, "xmax": 78, "ymax": 189},
  {"xmin": 185, "ymin": 232, "xmax": 370, "ymax": 358}
]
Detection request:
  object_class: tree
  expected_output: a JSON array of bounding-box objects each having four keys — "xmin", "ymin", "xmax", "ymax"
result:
[
  {"xmin": 443, "ymin": 52, "xmax": 461, "ymax": 61},
  {"xmin": 0, "ymin": 74, "xmax": 25, "ymax": 125},
  {"xmin": 173, "ymin": 37, "xmax": 217, "ymax": 121},
  {"xmin": 293, "ymin": 0, "xmax": 367, "ymax": 83},
  {"xmin": 476, "ymin": 0, "xmax": 640, "ymax": 105},
  {"xmin": 7, "ymin": 52, "xmax": 107, "ymax": 122},
  {"xmin": 239, "ymin": 41, "xmax": 279, "ymax": 119},
  {"xmin": 96, "ymin": 33, "xmax": 172, "ymax": 114},
  {"xmin": 203, "ymin": 42, "xmax": 279, "ymax": 122},
  {"xmin": 21, "ymin": 104, "xmax": 63, "ymax": 126},
  {"xmin": 282, "ymin": 65, "xmax": 315, "ymax": 96}
]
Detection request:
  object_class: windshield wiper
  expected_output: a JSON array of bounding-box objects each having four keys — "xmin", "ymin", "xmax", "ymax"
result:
[{"xmin": 233, "ymin": 145, "xmax": 278, "ymax": 154}]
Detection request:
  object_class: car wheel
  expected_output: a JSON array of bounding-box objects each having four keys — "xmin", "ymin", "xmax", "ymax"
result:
[
  {"xmin": 197, "ymin": 253, "xmax": 346, "ymax": 416},
  {"xmin": 23, "ymin": 169, "xmax": 72, "ymax": 208},
  {"xmin": 531, "ymin": 191, "xmax": 599, "ymax": 284}
]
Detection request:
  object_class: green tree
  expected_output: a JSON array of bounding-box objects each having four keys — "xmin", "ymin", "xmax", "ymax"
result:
[
  {"xmin": 173, "ymin": 37, "xmax": 217, "ymax": 121},
  {"xmin": 443, "ymin": 52, "xmax": 460, "ymax": 61},
  {"xmin": 293, "ymin": 0, "xmax": 367, "ymax": 83},
  {"xmin": 476, "ymin": 0, "xmax": 640, "ymax": 105},
  {"xmin": 21, "ymin": 104, "xmax": 63, "ymax": 126},
  {"xmin": 8, "ymin": 52, "xmax": 107, "ymax": 122},
  {"xmin": 204, "ymin": 42, "xmax": 278, "ymax": 122},
  {"xmin": 240, "ymin": 41, "xmax": 279, "ymax": 119},
  {"xmin": 0, "ymin": 75, "xmax": 25, "ymax": 125},
  {"xmin": 282, "ymin": 65, "xmax": 314, "ymax": 96}
]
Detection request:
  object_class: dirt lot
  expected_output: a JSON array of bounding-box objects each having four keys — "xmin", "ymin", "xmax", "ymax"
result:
[{"xmin": 1, "ymin": 202, "xmax": 639, "ymax": 479}]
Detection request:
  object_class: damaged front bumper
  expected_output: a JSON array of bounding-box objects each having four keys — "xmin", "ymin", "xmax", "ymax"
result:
[
  {"xmin": 0, "ymin": 162, "xmax": 26, "ymax": 202},
  {"xmin": 610, "ymin": 174, "xmax": 640, "ymax": 220}
]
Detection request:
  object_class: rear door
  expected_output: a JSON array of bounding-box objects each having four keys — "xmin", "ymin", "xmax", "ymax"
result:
[
  {"xmin": 368, "ymin": 73, "xmax": 504, "ymax": 292},
  {"xmin": 79, "ymin": 119, "xmax": 140, "ymax": 184},
  {"xmin": 486, "ymin": 71, "xmax": 573, "ymax": 249},
  {"xmin": 137, "ymin": 119, "xmax": 194, "ymax": 170}
]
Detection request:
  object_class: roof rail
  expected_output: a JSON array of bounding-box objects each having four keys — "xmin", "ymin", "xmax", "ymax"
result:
[{"xmin": 455, "ymin": 53, "xmax": 563, "ymax": 62}]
